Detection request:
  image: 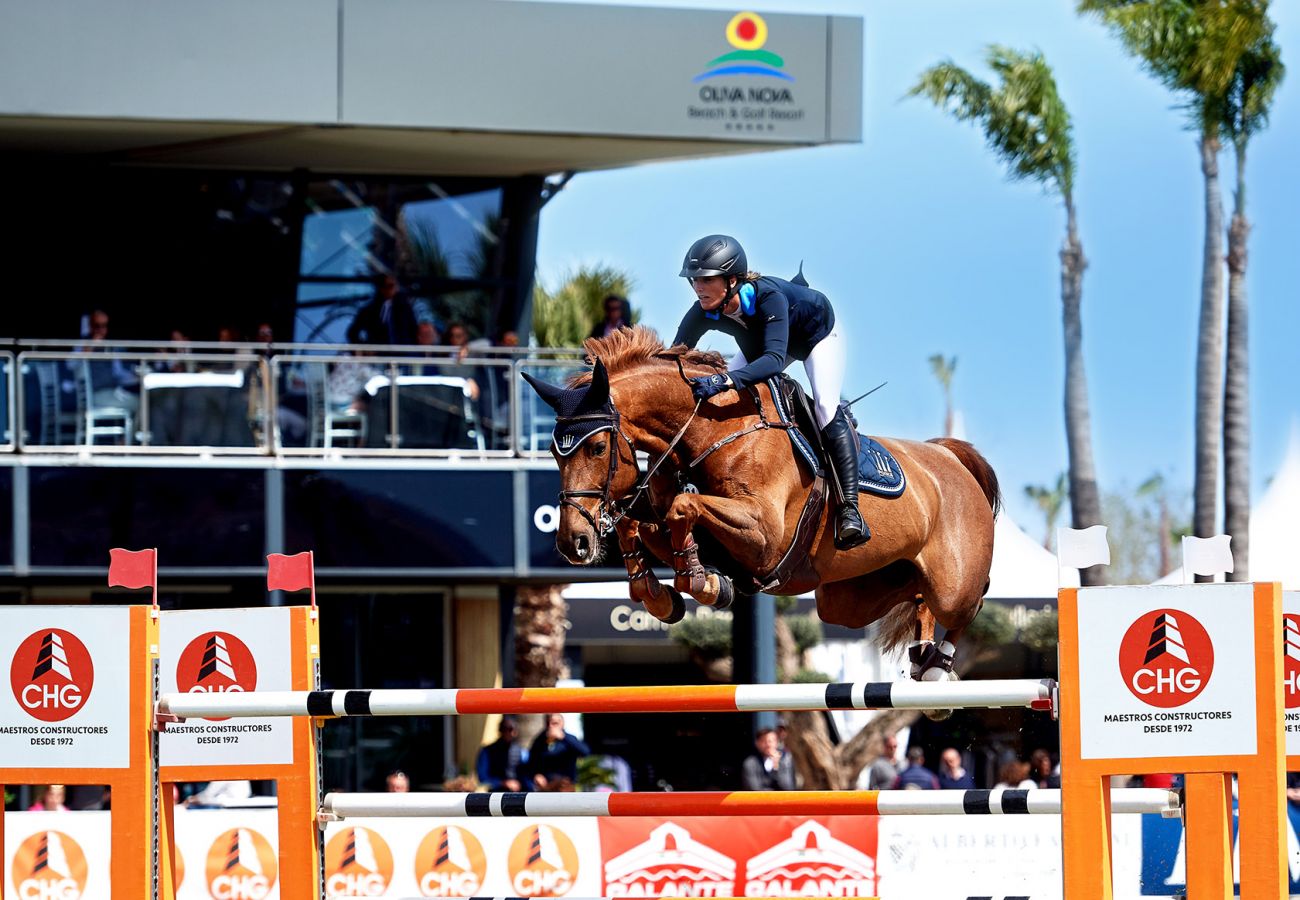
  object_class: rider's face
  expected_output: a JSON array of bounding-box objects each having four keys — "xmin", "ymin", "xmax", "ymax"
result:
[{"xmin": 691, "ymin": 275, "xmax": 734, "ymax": 311}]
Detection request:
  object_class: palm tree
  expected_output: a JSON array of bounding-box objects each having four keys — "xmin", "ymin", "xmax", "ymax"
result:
[
  {"xmin": 1137, "ymin": 473, "xmax": 1175, "ymax": 577},
  {"xmin": 928, "ymin": 354, "xmax": 957, "ymax": 437},
  {"xmin": 532, "ymin": 265, "xmax": 637, "ymax": 348},
  {"xmin": 1221, "ymin": 16, "xmax": 1283, "ymax": 580},
  {"xmin": 1078, "ymin": 0, "xmax": 1277, "ymax": 575},
  {"xmin": 1025, "ymin": 473, "xmax": 1070, "ymax": 551},
  {"xmin": 910, "ymin": 47, "xmax": 1105, "ymax": 583}
]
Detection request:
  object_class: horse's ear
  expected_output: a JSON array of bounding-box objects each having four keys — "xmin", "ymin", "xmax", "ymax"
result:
[
  {"xmin": 579, "ymin": 358, "xmax": 610, "ymax": 410},
  {"xmin": 520, "ymin": 370, "xmax": 565, "ymax": 412}
]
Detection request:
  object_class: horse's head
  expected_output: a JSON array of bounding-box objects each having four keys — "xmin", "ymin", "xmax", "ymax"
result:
[{"xmin": 521, "ymin": 359, "xmax": 640, "ymax": 565}]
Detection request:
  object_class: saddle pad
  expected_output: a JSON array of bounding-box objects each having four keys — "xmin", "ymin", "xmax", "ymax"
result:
[
  {"xmin": 764, "ymin": 377, "xmax": 822, "ymax": 476},
  {"xmin": 858, "ymin": 435, "xmax": 906, "ymax": 497}
]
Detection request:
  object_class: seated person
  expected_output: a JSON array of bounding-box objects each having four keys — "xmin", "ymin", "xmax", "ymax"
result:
[
  {"xmin": 475, "ymin": 716, "xmax": 525, "ymax": 792},
  {"xmin": 524, "ymin": 714, "xmax": 589, "ymax": 791}
]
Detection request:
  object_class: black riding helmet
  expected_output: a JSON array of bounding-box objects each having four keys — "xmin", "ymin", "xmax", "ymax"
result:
[{"xmin": 679, "ymin": 234, "xmax": 747, "ymax": 280}]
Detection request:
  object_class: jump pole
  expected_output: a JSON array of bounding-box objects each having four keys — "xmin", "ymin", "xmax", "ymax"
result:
[{"xmin": 1059, "ymin": 582, "xmax": 1286, "ymax": 900}]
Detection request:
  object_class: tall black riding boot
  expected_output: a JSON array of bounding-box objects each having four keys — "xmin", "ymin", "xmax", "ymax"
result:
[{"xmin": 821, "ymin": 408, "xmax": 870, "ymax": 550}]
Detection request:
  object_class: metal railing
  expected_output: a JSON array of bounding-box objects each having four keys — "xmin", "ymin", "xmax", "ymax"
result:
[{"xmin": 2, "ymin": 340, "xmax": 588, "ymax": 459}]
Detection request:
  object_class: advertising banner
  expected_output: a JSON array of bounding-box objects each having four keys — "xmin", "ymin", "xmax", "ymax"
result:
[
  {"xmin": 160, "ymin": 608, "xmax": 295, "ymax": 768},
  {"xmin": 0, "ymin": 606, "xmax": 132, "ymax": 769}
]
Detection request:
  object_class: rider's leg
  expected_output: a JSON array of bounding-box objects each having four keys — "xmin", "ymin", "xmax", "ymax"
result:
[{"xmin": 804, "ymin": 329, "xmax": 869, "ymax": 549}]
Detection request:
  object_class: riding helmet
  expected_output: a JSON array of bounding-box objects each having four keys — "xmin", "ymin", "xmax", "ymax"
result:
[{"xmin": 679, "ymin": 234, "xmax": 747, "ymax": 279}]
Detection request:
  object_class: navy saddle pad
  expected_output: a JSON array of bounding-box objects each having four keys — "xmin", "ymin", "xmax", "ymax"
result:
[{"xmin": 857, "ymin": 435, "xmax": 906, "ymax": 497}]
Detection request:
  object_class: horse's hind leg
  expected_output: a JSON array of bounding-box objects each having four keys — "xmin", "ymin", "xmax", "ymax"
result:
[{"xmin": 614, "ymin": 519, "xmax": 686, "ymax": 624}]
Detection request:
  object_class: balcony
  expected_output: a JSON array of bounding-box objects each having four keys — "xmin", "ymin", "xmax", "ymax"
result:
[{"xmin": 5, "ymin": 339, "xmax": 589, "ymax": 460}]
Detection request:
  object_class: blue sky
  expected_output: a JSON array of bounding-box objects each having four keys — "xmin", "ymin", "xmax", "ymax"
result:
[{"xmin": 532, "ymin": 0, "xmax": 1300, "ymax": 530}]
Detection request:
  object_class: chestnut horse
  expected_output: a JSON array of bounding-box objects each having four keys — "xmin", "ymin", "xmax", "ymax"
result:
[{"xmin": 523, "ymin": 327, "xmax": 1000, "ymax": 680}]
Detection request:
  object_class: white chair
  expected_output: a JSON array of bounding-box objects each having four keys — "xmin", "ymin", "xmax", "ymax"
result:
[
  {"xmin": 73, "ymin": 360, "xmax": 134, "ymax": 446},
  {"xmin": 304, "ymin": 363, "xmax": 366, "ymax": 448}
]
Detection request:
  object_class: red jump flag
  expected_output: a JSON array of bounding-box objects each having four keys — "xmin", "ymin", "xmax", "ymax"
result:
[
  {"xmin": 108, "ymin": 548, "xmax": 158, "ymax": 607},
  {"xmin": 267, "ymin": 551, "xmax": 316, "ymax": 607}
]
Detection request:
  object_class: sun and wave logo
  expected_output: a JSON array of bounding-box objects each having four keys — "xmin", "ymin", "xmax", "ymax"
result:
[{"xmin": 695, "ymin": 12, "xmax": 792, "ymax": 83}]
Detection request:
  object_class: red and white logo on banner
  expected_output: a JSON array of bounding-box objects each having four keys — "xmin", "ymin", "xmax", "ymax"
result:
[
  {"xmin": 1118, "ymin": 608, "xmax": 1215, "ymax": 708},
  {"xmin": 176, "ymin": 631, "xmax": 257, "ymax": 722},
  {"xmin": 601, "ymin": 822, "xmax": 734, "ymax": 897},
  {"xmin": 9, "ymin": 629, "xmax": 95, "ymax": 722},
  {"xmin": 1284, "ymin": 614, "xmax": 1300, "ymax": 710},
  {"xmin": 415, "ymin": 826, "xmax": 488, "ymax": 897},
  {"xmin": 11, "ymin": 830, "xmax": 90, "ymax": 899},
  {"xmin": 204, "ymin": 828, "xmax": 278, "ymax": 900},
  {"xmin": 325, "ymin": 827, "xmax": 395, "ymax": 896},
  {"xmin": 744, "ymin": 820, "xmax": 876, "ymax": 897},
  {"xmin": 509, "ymin": 824, "xmax": 581, "ymax": 897}
]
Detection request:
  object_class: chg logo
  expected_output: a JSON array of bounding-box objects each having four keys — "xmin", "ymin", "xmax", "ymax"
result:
[
  {"xmin": 325, "ymin": 827, "xmax": 395, "ymax": 897},
  {"xmin": 12, "ymin": 830, "xmax": 90, "ymax": 899},
  {"xmin": 204, "ymin": 828, "xmax": 277, "ymax": 900},
  {"xmin": 1119, "ymin": 609, "xmax": 1214, "ymax": 708},
  {"xmin": 1283, "ymin": 614, "xmax": 1300, "ymax": 710},
  {"xmin": 694, "ymin": 12, "xmax": 792, "ymax": 83},
  {"xmin": 415, "ymin": 826, "xmax": 488, "ymax": 897},
  {"xmin": 10, "ymin": 629, "xmax": 95, "ymax": 723},
  {"xmin": 507, "ymin": 824, "xmax": 580, "ymax": 897},
  {"xmin": 176, "ymin": 632, "xmax": 257, "ymax": 722}
]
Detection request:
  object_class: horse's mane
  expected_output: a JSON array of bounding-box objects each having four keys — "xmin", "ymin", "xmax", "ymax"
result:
[{"xmin": 567, "ymin": 325, "xmax": 725, "ymax": 386}]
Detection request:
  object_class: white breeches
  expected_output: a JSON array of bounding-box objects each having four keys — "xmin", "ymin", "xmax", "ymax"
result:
[{"xmin": 728, "ymin": 326, "xmax": 846, "ymax": 431}]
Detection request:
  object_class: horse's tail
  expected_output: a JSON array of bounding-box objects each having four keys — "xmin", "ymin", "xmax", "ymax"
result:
[
  {"xmin": 877, "ymin": 603, "xmax": 920, "ymax": 655},
  {"xmin": 927, "ymin": 437, "xmax": 1002, "ymax": 517}
]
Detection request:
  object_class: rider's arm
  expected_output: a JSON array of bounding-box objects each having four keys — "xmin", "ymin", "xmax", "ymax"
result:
[
  {"xmin": 672, "ymin": 305, "xmax": 708, "ymax": 348},
  {"xmin": 725, "ymin": 290, "xmax": 790, "ymax": 389}
]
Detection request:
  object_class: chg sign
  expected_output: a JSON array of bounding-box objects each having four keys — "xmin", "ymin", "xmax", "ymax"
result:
[{"xmin": 1075, "ymin": 583, "xmax": 1258, "ymax": 760}]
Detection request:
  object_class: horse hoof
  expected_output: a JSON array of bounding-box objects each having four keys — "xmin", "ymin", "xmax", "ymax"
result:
[
  {"xmin": 707, "ymin": 569, "xmax": 734, "ymax": 610},
  {"xmin": 923, "ymin": 706, "xmax": 954, "ymax": 722},
  {"xmin": 920, "ymin": 667, "xmax": 951, "ymax": 683},
  {"xmin": 661, "ymin": 589, "xmax": 687, "ymax": 624}
]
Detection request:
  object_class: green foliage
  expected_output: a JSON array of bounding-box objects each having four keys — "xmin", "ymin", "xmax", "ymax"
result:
[
  {"xmin": 669, "ymin": 614, "xmax": 732, "ymax": 657},
  {"xmin": 909, "ymin": 46, "xmax": 1076, "ymax": 202},
  {"xmin": 577, "ymin": 755, "xmax": 616, "ymax": 791},
  {"xmin": 792, "ymin": 668, "xmax": 833, "ymax": 684},
  {"xmin": 785, "ymin": 613, "xmax": 825, "ymax": 655},
  {"xmin": 928, "ymin": 354, "xmax": 957, "ymax": 392},
  {"xmin": 1024, "ymin": 472, "xmax": 1069, "ymax": 550},
  {"xmin": 1020, "ymin": 609, "xmax": 1061, "ymax": 654},
  {"xmin": 1102, "ymin": 489, "xmax": 1189, "ymax": 583},
  {"xmin": 533, "ymin": 265, "xmax": 638, "ymax": 348},
  {"xmin": 1078, "ymin": 0, "xmax": 1284, "ymax": 145},
  {"xmin": 773, "ymin": 594, "xmax": 800, "ymax": 615},
  {"xmin": 965, "ymin": 601, "xmax": 1017, "ymax": 647}
]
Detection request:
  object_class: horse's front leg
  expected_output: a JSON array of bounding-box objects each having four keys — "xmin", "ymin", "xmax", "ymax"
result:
[
  {"xmin": 614, "ymin": 518, "xmax": 686, "ymax": 624},
  {"xmin": 665, "ymin": 493, "xmax": 774, "ymax": 607}
]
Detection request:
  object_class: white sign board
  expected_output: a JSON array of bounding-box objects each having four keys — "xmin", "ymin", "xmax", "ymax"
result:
[
  {"xmin": 1075, "ymin": 584, "xmax": 1258, "ymax": 760},
  {"xmin": 0, "ymin": 606, "xmax": 132, "ymax": 769},
  {"xmin": 160, "ymin": 607, "xmax": 294, "ymax": 768}
]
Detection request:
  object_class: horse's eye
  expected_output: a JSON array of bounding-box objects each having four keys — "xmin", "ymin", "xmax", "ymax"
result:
[{"xmin": 591, "ymin": 441, "xmax": 607, "ymax": 457}]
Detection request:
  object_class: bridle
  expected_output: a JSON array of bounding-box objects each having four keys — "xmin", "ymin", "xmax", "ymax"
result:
[{"xmin": 554, "ymin": 393, "xmax": 702, "ymax": 538}]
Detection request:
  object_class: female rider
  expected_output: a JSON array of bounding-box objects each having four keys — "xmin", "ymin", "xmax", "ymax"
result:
[{"xmin": 673, "ymin": 234, "xmax": 869, "ymax": 550}]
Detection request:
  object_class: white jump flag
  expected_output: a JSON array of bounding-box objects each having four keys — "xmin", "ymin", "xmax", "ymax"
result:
[
  {"xmin": 1180, "ymin": 534, "xmax": 1234, "ymax": 583},
  {"xmin": 1057, "ymin": 525, "xmax": 1110, "ymax": 585}
]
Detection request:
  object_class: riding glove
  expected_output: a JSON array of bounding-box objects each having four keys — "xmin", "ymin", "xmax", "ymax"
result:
[{"xmin": 689, "ymin": 373, "xmax": 732, "ymax": 401}]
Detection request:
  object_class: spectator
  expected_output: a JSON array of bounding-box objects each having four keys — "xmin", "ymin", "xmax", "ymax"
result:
[
  {"xmin": 525, "ymin": 714, "xmax": 589, "ymax": 791},
  {"xmin": 441, "ymin": 322, "xmax": 480, "ymax": 400},
  {"xmin": 590, "ymin": 295, "xmax": 632, "ymax": 340},
  {"xmin": 216, "ymin": 324, "xmax": 243, "ymax": 343},
  {"xmin": 28, "ymin": 784, "xmax": 67, "ymax": 811},
  {"xmin": 416, "ymin": 320, "xmax": 442, "ymax": 348},
  {"xmin": 162, "ymin": 328, "xmax": 195, "ymax": 374},
  {"xmin": 864, "ymin": 733, "xmax": 901, "ymax": 790},
  {"xmin": 742, "ymin": 727, "xmax": 796, "ymax": 791},
  {"xmin": 83, "ymin": 309, "xmax": 140, "ymax": 413},
  {"xmin": 255, "ymin": 322, "xmax": 274, "ymax": 344},
  {"xmin": 993, "ymin": 760, "xmax": 1036, "ymax": 790},
  {"xmin": 1030, "ymin": 748, "xmax": 1059, "ymax": 788},
  {"xmin": 476, "ymin": 717, "xmax": 525, "ymax": 792},
  {"xmin": 385, "ymin": 770, "xmax": 409, "ymax": 793},
  {"xmin": 937, "ymin": 748, "xmax": 975, "ymax": 789},
  {"xmin": 893, "ymin": 747, "xmax": 940, "ymax": 790},
  {"xmin": 348, "ymin": 275, "xmax": 418, "ymax": 346}
]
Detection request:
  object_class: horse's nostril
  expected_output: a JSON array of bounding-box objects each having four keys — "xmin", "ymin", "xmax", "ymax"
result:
[{"xmin": 574, "ymin": 534, "xmax": 590, "ymax": 559}]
